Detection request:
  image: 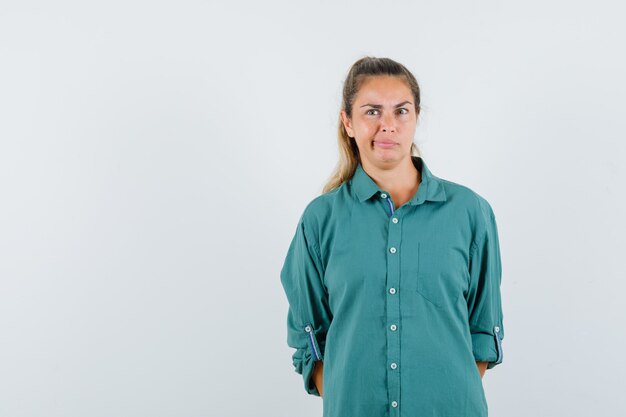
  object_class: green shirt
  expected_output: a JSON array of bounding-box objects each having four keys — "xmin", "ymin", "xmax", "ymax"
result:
[{"xmin": 280, "ymin": 156, "xmax": 504, "ymax": 417}]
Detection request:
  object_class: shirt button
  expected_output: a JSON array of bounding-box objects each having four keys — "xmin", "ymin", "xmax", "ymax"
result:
[
  {"xmin": 381, "ymin": 193, "xmax": 387, "ymax": 198},
  {"xmin": 390, "ymin": 324, "xmax": 397, "ymax": 331},
  {"xmin": 389, "ymin": 287, "xmax": 396, "ymax": 294},
  {"xmin": 389, "ymin": 247, "xmax": 397, "ymax": 253},
  {"xmin": 390, "ymin": 362, "xmax": 397, "ymax": 369},
  {"xmin": 392, "ymin": 217, "xmax": 398, "ymax": 223},
  {"xmin": 391, "ymin": 401, "xmax": 398, "ymax": 408}
]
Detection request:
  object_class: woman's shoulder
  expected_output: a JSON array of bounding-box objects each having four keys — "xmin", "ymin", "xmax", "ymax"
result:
[
  {"xmin": 294, "ymin": 181, "xmax": 352, "ymax": 238},
  {"xmin": 300, "ymin": 184, "xmax": 345, "ymax": 221},
  {"xmin": 437, "ymin": 177, "xmax": 499, "ymax": 245},
  {"xmin": 437, "ymin": 176, "xmax": 497, "ymax": 221}
]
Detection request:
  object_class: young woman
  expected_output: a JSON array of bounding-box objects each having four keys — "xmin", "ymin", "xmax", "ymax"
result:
[{"xmin": 280, "ymin": 56, "xmax": 504, "ymax": 417}]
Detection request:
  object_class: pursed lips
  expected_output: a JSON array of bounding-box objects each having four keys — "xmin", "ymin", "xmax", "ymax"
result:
[{"xmin": 373, "ymin": 140, "xmax": 397, "ymax": 148}]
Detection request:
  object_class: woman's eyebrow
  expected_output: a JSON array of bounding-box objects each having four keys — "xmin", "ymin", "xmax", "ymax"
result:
[{"xmin": 360, "ymin": 101, "xmax": 412, "ymax": 108}]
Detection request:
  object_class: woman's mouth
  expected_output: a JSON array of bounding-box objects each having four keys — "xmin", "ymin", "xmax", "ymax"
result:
[{"xmin": 373, "ymin": 141, "xmax": 397, "ymax": 149}]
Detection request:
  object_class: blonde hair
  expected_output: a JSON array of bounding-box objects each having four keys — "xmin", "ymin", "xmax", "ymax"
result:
[{"xmin": 322, "ymin": 56, "xmax": 423, "ymax": 194}]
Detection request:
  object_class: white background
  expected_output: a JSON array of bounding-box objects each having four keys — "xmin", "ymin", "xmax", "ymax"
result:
[{"xmin": 1, "ymin": 1, "xmax": 625, "ymax": 416}]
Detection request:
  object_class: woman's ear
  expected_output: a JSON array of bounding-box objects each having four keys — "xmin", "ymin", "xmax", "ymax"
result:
[{"xmin": 340, "ymin": 110, "xmax": 354, "ymax": 138}]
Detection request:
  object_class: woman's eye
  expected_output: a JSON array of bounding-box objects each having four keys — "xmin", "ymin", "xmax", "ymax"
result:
[{"xmin": 366, "ymin": 108, "xmax": 408, "ymax": 116}]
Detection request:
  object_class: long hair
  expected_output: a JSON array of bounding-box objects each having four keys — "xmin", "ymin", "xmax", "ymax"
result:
[{"xmin": 322, "ymin": 56, "xmax": 422, "ymax": 194}]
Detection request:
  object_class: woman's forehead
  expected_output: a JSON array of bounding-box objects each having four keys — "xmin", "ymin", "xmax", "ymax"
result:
[{"xmin": 356, "ymin": 76, "xmax": 413, "ymax": 103}]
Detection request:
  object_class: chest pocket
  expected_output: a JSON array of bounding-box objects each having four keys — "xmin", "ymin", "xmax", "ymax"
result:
[{"xmin": 416, "ymin": 242, "xmax": 466, "ymax": 308}]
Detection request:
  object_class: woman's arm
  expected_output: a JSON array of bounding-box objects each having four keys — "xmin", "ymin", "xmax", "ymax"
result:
[
  {"xmin": 280, "ymin": 216, "xmax": 332, "ymax": 397},
  {"xmin": 312, "ymin": 360, "xmax": 324, "ymax": 397}
]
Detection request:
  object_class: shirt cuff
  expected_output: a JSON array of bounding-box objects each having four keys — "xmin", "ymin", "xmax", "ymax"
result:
[
  {"xmin": 292, "ymin": 323, "xmax": 325, "ymax": 396},
  {"xmin": 471, "ymin": 326, "xmax": 503, "ymax": 369},
  {"xmin": 292, "ymin": 347, "xmax": 322, "ymax": 396}
]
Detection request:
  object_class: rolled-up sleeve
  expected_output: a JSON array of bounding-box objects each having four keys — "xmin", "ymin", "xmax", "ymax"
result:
[
  {"xmin": 467, "ymin": 202, "xmax": 505, "ymax": 370},
  {"xmin": 280, "ymin": 214, "xmax": 333, "ymax": 396}
]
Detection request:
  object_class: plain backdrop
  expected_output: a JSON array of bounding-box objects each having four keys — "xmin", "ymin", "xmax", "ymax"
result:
[{"xmin": 1, "ymin": 1, "xmax": 625, "ymax": 416}]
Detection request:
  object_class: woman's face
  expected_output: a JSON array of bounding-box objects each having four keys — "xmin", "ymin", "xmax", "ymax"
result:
[{"xmin": 340, "ymin": 75, "xmax": 418, "ymax": 168}]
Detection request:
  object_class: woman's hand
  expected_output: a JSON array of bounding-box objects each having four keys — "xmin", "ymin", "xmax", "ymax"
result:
[
  {"xmin": 476, "ymin": 361, "xmax": 488, "ymax": 378},
  {"xmin": 313, "ymin": 360, "xmax": 324, "ymax": 397}
]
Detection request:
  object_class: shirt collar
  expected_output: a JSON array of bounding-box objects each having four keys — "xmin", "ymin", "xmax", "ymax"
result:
[{"xmin": 349, "ymin": 156, "xmax": 447, "ymax": 205}]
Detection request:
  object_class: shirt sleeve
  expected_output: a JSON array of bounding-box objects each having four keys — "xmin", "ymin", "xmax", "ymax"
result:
[
  {"xmin": 467, "ymin": 202, "xmax": 505, "ymax": 370},
  {"xmin": 280, "ymin": 214, "xmax": 333, "ymax": 396}
]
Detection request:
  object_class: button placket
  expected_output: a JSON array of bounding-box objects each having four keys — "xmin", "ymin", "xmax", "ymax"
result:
[
  {"xmin": 385, "ymin": 197, "xmax": 402, "ymax": 413},
  {"xmin": 380, "ymin": 191, "xmax": 397, "ymax": 218}
]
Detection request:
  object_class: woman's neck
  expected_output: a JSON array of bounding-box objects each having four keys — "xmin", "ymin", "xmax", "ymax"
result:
[{"xmin": 361, "ymin": 157, "xmax": 422, "ymax": 208}]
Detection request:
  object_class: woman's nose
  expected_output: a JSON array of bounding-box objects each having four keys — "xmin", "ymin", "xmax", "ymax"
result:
[{"xmin": 381, "ymin": 113, "xmax": 396, "ymax": 132}]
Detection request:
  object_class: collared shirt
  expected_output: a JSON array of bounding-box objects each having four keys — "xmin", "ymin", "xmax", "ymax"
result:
[{"xmin": 280, "ymin": 156, "xmax": 504, "ymax": 417}]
